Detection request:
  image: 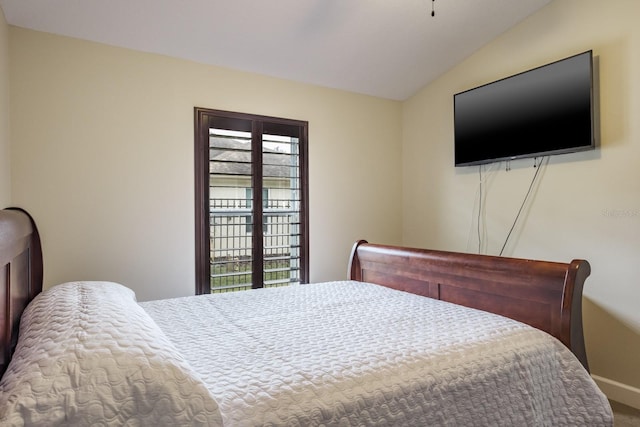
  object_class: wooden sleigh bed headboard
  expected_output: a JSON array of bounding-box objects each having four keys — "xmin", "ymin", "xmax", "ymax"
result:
[
  {"xmin": 348, "ymin": 240, "xmax": 590, "ymax": 371},
  {"xmin": 0, "ymin": 208, "xmax": 43, "ymax": 377}
]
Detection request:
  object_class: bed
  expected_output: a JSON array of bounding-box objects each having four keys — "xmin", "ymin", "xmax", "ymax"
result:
[{"xmin": 0, "ymin": 208, "xmax": 613, "ymax": 425}]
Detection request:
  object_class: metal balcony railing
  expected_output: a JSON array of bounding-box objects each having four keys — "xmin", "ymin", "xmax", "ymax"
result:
[{"xmin": 208, "ymin": 198, "xmax": 301, "ymax": 293}]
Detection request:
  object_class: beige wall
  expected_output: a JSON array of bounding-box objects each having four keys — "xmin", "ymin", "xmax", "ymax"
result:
[
  {"xmin": 0, "ymin": 7, "xmax": 9, "ymax": 208},
  {"xmin": 403, "ymin": 0, "xmax": 640, "ymax": 393},
  {"xmin": 9, "ymin": 27, "xmax": 402, "ymax": 301}
]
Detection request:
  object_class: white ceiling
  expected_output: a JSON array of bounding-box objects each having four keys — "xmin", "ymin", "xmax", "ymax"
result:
[{"xmin": 0, "ymin": 0, "xmax": 552, "ymax": 100}]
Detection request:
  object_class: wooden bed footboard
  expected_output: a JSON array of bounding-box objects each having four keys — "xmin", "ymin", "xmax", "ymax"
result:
[{"xmin": 348, "ymin": 240, "xmax": 590, "ymax": 371}]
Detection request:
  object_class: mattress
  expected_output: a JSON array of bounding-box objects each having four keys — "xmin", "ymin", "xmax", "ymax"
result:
[{"xmin": 141, "ymin": 280, "xmax": 613, "ymax": 426}]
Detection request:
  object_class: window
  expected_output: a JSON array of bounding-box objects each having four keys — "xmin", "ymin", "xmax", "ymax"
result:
[
  {"xmin": 244, "ymin": 188, "xmax": 269, "ymax": 233},
  {"xmin": 194, "ymin": 108, "xmax": 309, "ymax": 294}
]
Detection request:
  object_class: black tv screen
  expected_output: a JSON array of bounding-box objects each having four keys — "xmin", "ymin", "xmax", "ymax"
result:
[{"xmin": 454, "ymin": 51, "xmax": 594, "ymax": 167}]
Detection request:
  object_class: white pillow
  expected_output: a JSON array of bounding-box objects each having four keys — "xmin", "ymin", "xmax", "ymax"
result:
[{"xmin": 0, "ymin": 281, "xmax": 223, "ymax": 426}]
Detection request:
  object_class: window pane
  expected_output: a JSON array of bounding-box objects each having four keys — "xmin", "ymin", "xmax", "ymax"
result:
[
  {"xmin": 209, "ymin": 128, "xmax": 253, "ymax": 292},
  {"xmin": 263, "ymin": 133, "xmax": 301, "ymax": 288}
]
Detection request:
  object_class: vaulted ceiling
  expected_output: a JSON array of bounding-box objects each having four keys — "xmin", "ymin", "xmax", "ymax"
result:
[{"xmin": 0, "ymin": 0, "xmax": 552, "ymax": 100}]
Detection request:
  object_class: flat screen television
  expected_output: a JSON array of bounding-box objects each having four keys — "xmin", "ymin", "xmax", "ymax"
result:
[{"xmin": 454, "ymin": 51, "xmax": 595, "ymax": 167}]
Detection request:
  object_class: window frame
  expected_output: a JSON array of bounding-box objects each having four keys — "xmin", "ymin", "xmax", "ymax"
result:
[{"xmin": 194, "ymin": 107, "xmax": 309, "ymax": 294}]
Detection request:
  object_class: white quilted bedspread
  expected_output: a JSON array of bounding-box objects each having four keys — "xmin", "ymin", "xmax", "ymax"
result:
[
  {"xmin": 0, "ymin": 282, "xmax": 223, "ymax": 426},
  {"xmin": 141, "ymin": 280, "xmax": 613, "ymax": 426}
]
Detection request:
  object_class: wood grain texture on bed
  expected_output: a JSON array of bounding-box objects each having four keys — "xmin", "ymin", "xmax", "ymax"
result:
[
  {"xmin": 0, "ymin": 208, "xmax": 43, "ymax": 377},
  {"xmin": 348, "ymin": 239, "xmax": 590, "ymax": 371}
]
